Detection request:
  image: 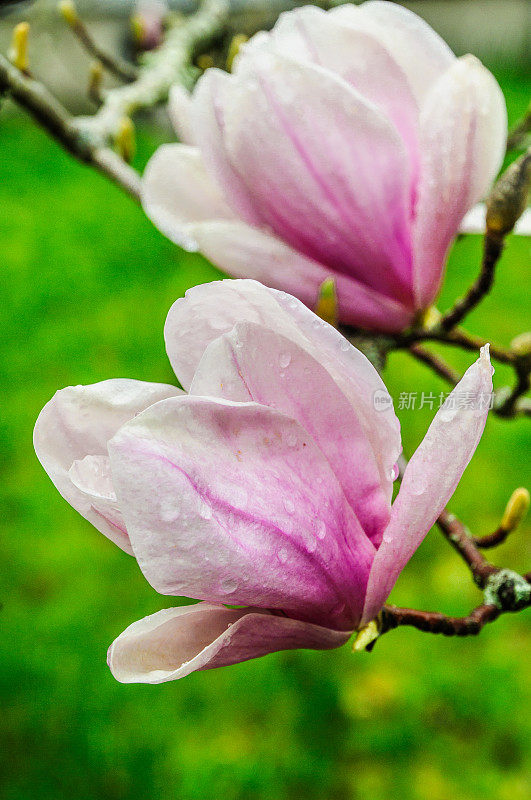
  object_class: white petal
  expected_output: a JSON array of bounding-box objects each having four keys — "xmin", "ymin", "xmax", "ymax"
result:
[
  {"xmin": 361, "ymin": 346, "xmax": 493, "ymax": 624},
  {"xmin": 141, "ymin": 143, "xmax": 236, "ymax": 251},
  {"xmin": 108, "ymin": 603, "xmax": 350, "ymax": 684},
  {"xmin": 413, "ymin": 56, "xmax": 507, "ymax": 308},
  {"xmin": 331, "ymin": 0, "xmax": 455, "ymax": 105}
]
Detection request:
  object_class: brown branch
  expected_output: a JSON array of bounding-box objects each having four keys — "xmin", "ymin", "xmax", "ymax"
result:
[
  {"xmin": 496, "ymin": 361, "xmax": 531, "ymax": 418},
  {"xmin": 381, "ymin": 603, "xmax": 500, "ymax": 637},
  {"xmin": 0, "ymin": 53, "xmax": 141, "ymax": 201},
  {"xmin": 408, "ymin": 344, "xmax": 460, "ymax": 386},
  {"xmin": 473, "ymin": 527, "xmax": 511, "ymax": 549},
  {"xmin": 439, "ymin": 233, "xmax": 504, "ymax": 332},
  {"xmin": 437, "ymin": 509, "xmax": 498, "ymax": 588}
]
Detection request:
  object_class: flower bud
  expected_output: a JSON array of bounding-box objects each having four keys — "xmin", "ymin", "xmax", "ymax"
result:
[
  {"xmin": 115, "ymin": 117, "xmax": 136, "ymax": 164},
  {"xmin": 88, "ymin": 61, "xmax": 103, "ymax": 103},
  {"xmin": 315, "ymin": 278, "xmax": 338, "ymax": 327},
  {"xmin": 510, "ymin": 332, "xmax": 531, "ymax": 358},
  {"xmin": 486, "ymin": 149, "xmax": 531, "ymax": 239},
  {"xmin": 226, "ymin": 34, "xmax": 248, "ymax": 72},
  {"xmin": 58, "ymin": 0, "xmax": 78, "ymax": 27},
  {"xmin": 9, "ymin": 22, "xmax": 29, "ymax": 74},
  {"xmin": 352, "ymin": 618, "xmax": 380, "ymax": 652},
  {"xmin": 500, "ymin": 487, "xmax": 530, "ymax": 533}
]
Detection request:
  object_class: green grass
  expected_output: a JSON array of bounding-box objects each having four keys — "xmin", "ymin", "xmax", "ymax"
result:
[{"xmin": 0, "ymin": 69, "xmax": 530, "ymax": 800}]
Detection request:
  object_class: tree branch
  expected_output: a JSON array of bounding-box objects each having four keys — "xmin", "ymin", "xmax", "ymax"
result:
[
  {"xmin": 408, "ymin": 344, "xmax": 460, "ymax": 386},
  {"xmin": 381, "ymin": 603, "xmax": 501, "ymax": 637},
  {"xmin": 59, "ymin": 0, "xmax": 139, "ymax": 82},
  {"xmin": 0, "ymin": 53, "xmax": 141, "ymax": 200},
  {"xmin": 72, "ymin": 0, "xmax": 230, "ymax": 149},
  {"xmin": 439, "ymin": 232, "xmax": 504, "ymax": 332}
]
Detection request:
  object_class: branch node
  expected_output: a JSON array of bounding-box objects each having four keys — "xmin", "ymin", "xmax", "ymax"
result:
[{"xmin": 483, "ymin": 569, "xmax": 531, "ymax": 612}]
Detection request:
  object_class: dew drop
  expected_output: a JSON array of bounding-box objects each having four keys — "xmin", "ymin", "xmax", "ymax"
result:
[
  {"xmin": 389, "ymin": 463, "xmax": 399, "ymax": 482},
  {"xmin": 340, "ymin": 339, "xmax": 350, "ymax": 352},
  {"xmin": 286, "ymin": 432, "xmax": 298, "ymax": 447},
  {"xmin": 221, "ymin": 577, "xmax": 238, "ymax": 594},
  {"xmin": 279, "ymin": 352, "xmax": 291, "ymax": 369},
  {"xmin": 411, "ymin": 474, "xmax": 427, "ymax": 496},
  {"xmin": 283, "ymin": 498, "xmax": 295, "ymax": 514},
  {"xmin": 315, "ymin": 519, "xmax": 327, "ymax": 540},
  {"xmin": 278, "ymin": 547, "xmax": 289, "ymax": 564},
  {"xmin": 199, "ymin": 502, "xmax": 213, "ymax": 520}
]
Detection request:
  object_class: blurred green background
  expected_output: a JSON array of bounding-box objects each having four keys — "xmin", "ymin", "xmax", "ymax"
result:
[{"xmin": 1, "ymin": 33, "xmax": 530, "ymax": 800}]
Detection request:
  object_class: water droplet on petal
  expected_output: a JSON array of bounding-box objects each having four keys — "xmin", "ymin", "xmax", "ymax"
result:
[
  {"xmin": 279, "ymin": 352, "xmax": 291, "ymax": 369},
  {"xmin": 389, "ymin": 463, "xmax": 399, "ymax": 482},
  {"xmin": 220, "ymin": 577, "xmax": 238, "ymax": 594},
  {"xmin": 199, "ymin": 502, "xmax": 213, "ymax": 520},
  {"xmin": 278, "ymin": 547, "xmax": 288, "ymax": 564},
  {"xmin": 286, "ymin": 432, "xmax": 298, "ymax": 447},
  {"xmin": 283, "ymin": 498, "xmax": 295, "ymax": 514},
  {"xmin": 315, "ymin": 519, "xmax": 327, "ymax": 539}
]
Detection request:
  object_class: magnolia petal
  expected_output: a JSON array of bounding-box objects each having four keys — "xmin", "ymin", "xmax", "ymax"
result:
[
  {"xmin": 460, "ymin": 203, "xmax": 531, "ymax": 236},
  {"xmin": 221, "ymin": 52, "xmax": 414, "ymax": 302},
  {"xmin": 413, "ymin": 56, "xmax": 507, "ymax": 308},
  {"xmin": 331, "ymin": 0, "xmax": 455, "ymax": 106},
  {"xmin": 190, "ymin": 321, "xmax": 391, "ymax": 543},
  {"xmin": 142, "ymin": 144, "xmax": 236, "ymax": 251},
  {"xmin": 267, "ymin": 5, "xmax": 420, "ymax": 184},
  {"xmin": 167, "ymin": 84, "xmax": 195, "ymax": 145},
  {"xmin": 33, "ymin": 379, "xmax": 181, "ymax": 553},
  {"xmin": 164, "ymin": 279, "xmax": 402, "ymax": 506},
  {"xmin": 108, "ymin": 603, "xmax": 351, "ymax": 684},
  {"xmin": 361, "ymin": 346, "xmax": 493, "ymax": 625},
  {"xmin": 191, "ymin": 68, "xmax": 263, "ymax": 225},
  {"xmin": 187, "ymin": 221, "xmax": 415, "ymax": 331},
  {"xmin": 109, "ymin": 395, "xmax": 375, "ymax": 629}
]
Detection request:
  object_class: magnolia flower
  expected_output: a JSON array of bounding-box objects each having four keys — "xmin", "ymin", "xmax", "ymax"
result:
[
  {"xmin": 142, "ymin": 1, "xmax": 509, "ymax": 332},
  {"xmin": 34, "ymin": 280, "xmax": 493, "ymax": 683}
]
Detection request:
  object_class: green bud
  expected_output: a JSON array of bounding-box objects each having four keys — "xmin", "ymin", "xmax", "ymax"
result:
[
  {"xmin": 486, "ymin": 149, "xmax": 531, "ymax": 238},
  {"xmin": 501, "ymin": 487, "xmax": 530, "ymax": 533},
  {"xmin": 315, "ymin": 278, "xmax": 338, "ymax": 327}
]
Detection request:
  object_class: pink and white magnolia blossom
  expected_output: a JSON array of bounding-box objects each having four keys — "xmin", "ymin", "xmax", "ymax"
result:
[
  {"xmin": 34, "ymin": 280, "xmax": 493, "ymax": 683},
  {"xmin": 142, "ymin": 1, "xmax": 510, "ymax": 332}
]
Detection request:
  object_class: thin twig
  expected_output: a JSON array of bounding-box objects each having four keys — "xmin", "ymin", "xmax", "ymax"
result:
[
  {"xmin": 381, "ymin": 603, "xmax": 501, "ymax": 637},
  {"xmin": 73, "ymin": 0, "xmax": 230, "ymax": 150},
  {"xmin": 437, "ymin": 509, "xmax": 498, "ymax": 588},
  {"xmin": 0, "ymin": 53, "xmax": 141, "ymax": 200},
  {"xmin": 439, "ymin": 233, "xmax": 504, "ymax": 332},
  {"xmin": 496, "ymin": 361, "xmax": 531, "ymax": 417},
  {"xmin": 408, "ymin": 344, "xmax": 460, "ymax": 386},
  {"xmin": 473, "ymin": 527, "xmax": 511, "ymax": 549},
  {"xmin": 61, "ymin": 5, "xmax": 139, "ymax": 82}
]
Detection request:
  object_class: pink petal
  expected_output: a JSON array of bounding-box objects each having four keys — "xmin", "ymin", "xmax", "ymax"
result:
[
  {"xmin": 191, "ymin": 68, "xmax": 263, "ymax": 224},
  {"xmin": 331, "ymin": 1, "xmax": 455, "ymax": 106},
  {"xmin": 167, "ymin": 84, "xmax": 195, "ymax": 145},
  {"xmin": 141, "ymin": 144, "xmax": 236, "ymax": 251},
  {"xmin": 361, "ymin": 346, "xmax": 493, "ymax": 625},
  {"xmin": 190, "ymin": 321, "xmax": 391, "ymax": 544},
  {"xmin": 187, "ymin": 221, "xmax": 415, "ymax": 331},
  {"xmin": 164, "ymin": 279, "xmax": 402, "ymax": 511},
  {"xmin": 108, "ymin": 395, "xmax": 375, "ymax": 629},
  {"xmin": 108, "ymin": 602, "xmax": 351, "ymax": 683},
  {"xmin": 219, "ymin": 53, "xmax": 414, "ymax": 303},
  {"xmin": 268, "ymin": 5, "xmax": 420, "ymax": 189},
  {"xmin": 412, "ymin": 56, "xmax": 507, "ymax": 308},
  {"xmin": 33, "ymin": 379, "xmax": 181, "ymax": 553}
]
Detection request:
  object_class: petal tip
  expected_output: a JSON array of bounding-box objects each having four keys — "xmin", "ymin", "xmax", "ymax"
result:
[{"xmin": 479, "ymin": 343, "xmax": 494, "ymax": 376}]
